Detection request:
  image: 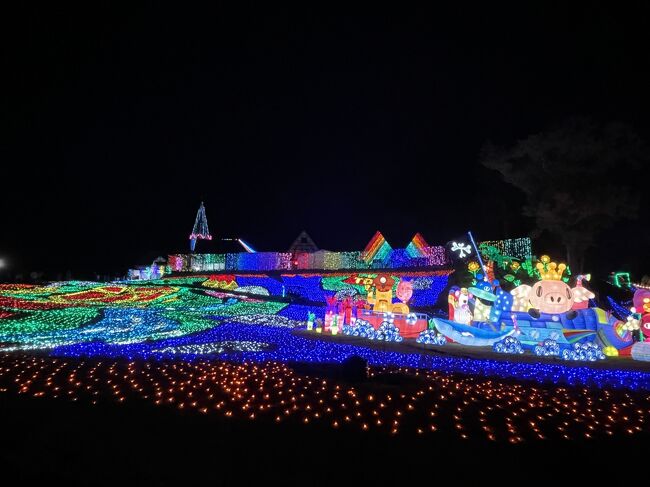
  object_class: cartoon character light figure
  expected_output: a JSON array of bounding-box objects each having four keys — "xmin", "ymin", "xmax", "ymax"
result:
[
  {"xmin": 571, "ymin": 274, "xmax": 595, "ymax": 311},
  {"xmin": 468, "ymin": 276, "xmax": 496, "ymax": 323},
  {"xmin": 511, "ymin": 285, "xmax": 532, "ymax": 312},
  {"xmin": 396, "ymin": 280, "xmax": 413, "ymax": 303},
  {"xmin": 448, "ymin": 286, "xmax": 460, "ymax": 320},
  {"xmin": 633, "ymin": 289, "xmax": 650, "ymax": 340},
  {"xmin": 490, "ymin": 287, "xmax": 514, "ymax": 323},
  {"xmin": 367, "ymin": 274, "xmax": 395, "ymax": 313},
  {"xmin": 393, "ymin": 279, "xmax": 413, "ymax": 314},
  {"xmin": 452, "ymin": 288, "xmax": 473, "ymax": 325},
  {"xmin": 528, "ymin": 261, "xmax": 577, "ymax": 319}
]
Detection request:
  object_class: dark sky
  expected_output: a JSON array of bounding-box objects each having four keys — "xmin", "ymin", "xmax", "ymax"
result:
[{"xmin": 2, "ymin": 3, "xmax": 650, "ymax": 278}]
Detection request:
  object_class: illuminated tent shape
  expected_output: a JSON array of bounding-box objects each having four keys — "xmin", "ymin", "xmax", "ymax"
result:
[
  {"xmin": 360, "ymin": 231, "xmax": 392, "ymax": 265},
  {"xmin": 405, "ymin": 233, "xmax": 429, "ymax": 258}
]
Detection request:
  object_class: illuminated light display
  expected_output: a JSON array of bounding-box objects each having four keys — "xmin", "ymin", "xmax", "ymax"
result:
[
  {"xmin": 633, "ymin": 289, "xmax": 650, "ymax": 315},
  {"xmin": 609, "ymin": 272, "xmax": 632, "ymax": 288},
  {"xmin": 152, "ymin": 341, "xmax": 269, "ymax": 355},
  {"xmin": 0, "ymin": 308, "xmax": 100, "ymax": 342},
  {"xmin": 467, "ymin": 261, "xmax": 480, "ymax": 277},
  {"xmin": 367, "ymin": 275, "xmax": 396, "ymax": 313},
  {"xmin": 416, "ymin": 329, "xmax": 447, "ymax": 346},
  {"xmin": 571, "ymin": 274, "xmax": 595, "ymax": 310},
  {"xmin": 532, "ymin": 339, "xmax": 560, "ymax": 357},
  {"xmin": 511, "ymin": 284, "xmax": 533, "ymax": 312},
  {"xmin": 221, "ymin": 237, "xmax": 257, "ymax": 254},
  {"xmin": 432, "ymin": 317, "xmax": 516, "ymax": 346},
  {"xmin": 361, "ymin": 231, "xmax": 392, "ymax": 265},
  {"xmin": 2, "ymin": 354, "xmax": 650, "ymax": 442},
  {"xmin": 5, "ymin": 272, "xmax": 629, "ymax": 363},
  {"xmin": 306, "ymin": 311, "xmax": 315, "ymax": 329},
  {"xmin": 341, "ymin": 274, "xmax": 430, "ymax": 338},
  {"xmin": 450, "ymin": 241, "xmax": 472, "ymax": 258},
  {"xmin": 171, "ymin": 235, "xmax": 451, "ymax": 274},
  {"xmin": 343, "ymin": 320, "xmax": 375, "ymax": 338},
  {"xmin": 467, "ymin": 278, "xmax": 495, "ymax": 322},
  {"xmin": 235, "ymin": 285, "xmax": 270, "ymax": 296},
  {"xmin": 8, "ymin": 282, "xmax": 635, "ymax": 384},
  {"xmin": 203, "ymin": 275, "xmax": 239, "ymax": 291},
  {"xmin": 603, "ymin": 346, "xmax": 619, "ymax": 357},
  {"xmin": 167, "ymin": 236, "xmax": 531, "ymax": 275},
  {"xmin": 43, "ymin": 318, "xmax": 650, "ymax": 391},
  {"xmin": 395, "ymin": 281, "xmax": 413, "ymax": 302},
  {"xmin": 0, "ymin": 307, "xmax": 223, "ymax": 352},
  {"xmin": 0, "ymin": 278, "xmax": 645, "ymax": 391},
  {"xmin": 170, "ymin": 244, "xmax": 449, "ymax": 273},
  {"xmin": 450, "ymin": 250, "xmax": 617, "ymax": 352},
  {"xmin": 448, "ymin": 287, "xmax": 473, "ymax": 324},
  {"xmin": 493, "ymin": 336, "xmax": 524, "ymax": 354},
  {"xmin": 606, "ymin": 296, "xmax": 632, "ymax": 320},
  {"xmin": 405, "ymin": 233, "xmax": 429, "ymax": 259},
  {"xmin": 3, "ymin": 275, "xmax": 650, "ymax": 443},
  {"xmin": 631, "ymin": 342, "xmax": 650, "ymax": 361},
  {"xmin": 490, "ymin": 287, "xmax": 514, "ymax": 323},
  {"xmin": 189, "ymin": 202, "xmax": 212, "ymax": 252},
  {"xmin": 560, "ymin": 342, "xmax": 606, "ymax": 361},
  {"xmin": 0, "ymin": 283, "xmax": 293, "ymax": 351},
  {"xmin": 632, "ymin": 289, "xmax": 650, "ymax": 339},
  {"xmin": 421, "ymin": 246, "xmax": 448, "ymax": 266},
  {"xmin": 50, "ymin": 285, "xmax": 179, "ymax": 306},
  {"xmin": 479, "ymin": 237, "xmax": 532, "ymax": 261},
  {"xmin": 366, "ymin": 321, "xmax": 402, "ymax": 342},
  {"xmin": 531, "ymin": 266, "xmax": 572, "ymax": 315},
  {"xmin": 506, "ymin": 258, "xmax": 580, "ymax": 320}
]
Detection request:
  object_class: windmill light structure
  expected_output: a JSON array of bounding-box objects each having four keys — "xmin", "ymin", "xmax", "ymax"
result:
[{"xmin": 189, "ymin": 202, "xmax": 212, "ymax": 252}]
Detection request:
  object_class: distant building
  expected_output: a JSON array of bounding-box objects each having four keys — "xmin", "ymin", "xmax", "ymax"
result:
[
  {"xmin": 127, "ymin": 256, "xmax": 167, "ymax": 280},
  {"xmin": 288, "ymin": 231, "xmax": 318, "ymax": 253}
]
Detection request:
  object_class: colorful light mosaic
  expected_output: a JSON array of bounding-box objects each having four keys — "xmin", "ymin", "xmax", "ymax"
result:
[
  {"xmin": 2, "ymin": 279, "xmax": 650, "ymax": 443},
  {"xmin": 0, "ymin": 283, "xmax": 288, "ymax": 351}
]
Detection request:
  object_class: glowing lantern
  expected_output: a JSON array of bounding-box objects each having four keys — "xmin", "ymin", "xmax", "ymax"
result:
[{"xmin": 331, "ymin": 315, "xmax": 339, "ymax": 335}]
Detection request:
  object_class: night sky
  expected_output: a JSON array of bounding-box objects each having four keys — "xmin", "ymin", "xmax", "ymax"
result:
[{"xmin": 3, "ymin": 4, "xmax": 650, "ymax": 279}]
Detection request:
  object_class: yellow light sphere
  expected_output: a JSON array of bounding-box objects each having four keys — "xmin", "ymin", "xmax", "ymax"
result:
[{"xmin": 603, "ymin": 346, "xmax": 619, "ymax": 357}]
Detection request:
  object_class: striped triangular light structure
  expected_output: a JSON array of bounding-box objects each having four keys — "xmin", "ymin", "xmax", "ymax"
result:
[{"xmin": 360, "ymin": 231, "xmax": 392, "ymax": 264}]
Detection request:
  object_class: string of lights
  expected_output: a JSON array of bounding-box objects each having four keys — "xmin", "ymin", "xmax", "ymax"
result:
[{"xmin": 1, "ymin": 355, "xmax": 649, "ymax": 442}]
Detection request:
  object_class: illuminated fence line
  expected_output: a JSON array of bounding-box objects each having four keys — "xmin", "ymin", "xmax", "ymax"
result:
[
  {"xmin": 169, "ymin": 247, "xmax": 449, "ymax": 273},
  {"xmin": 167, "ymin": 237, "xmax": 531, "ymax": 274}
]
